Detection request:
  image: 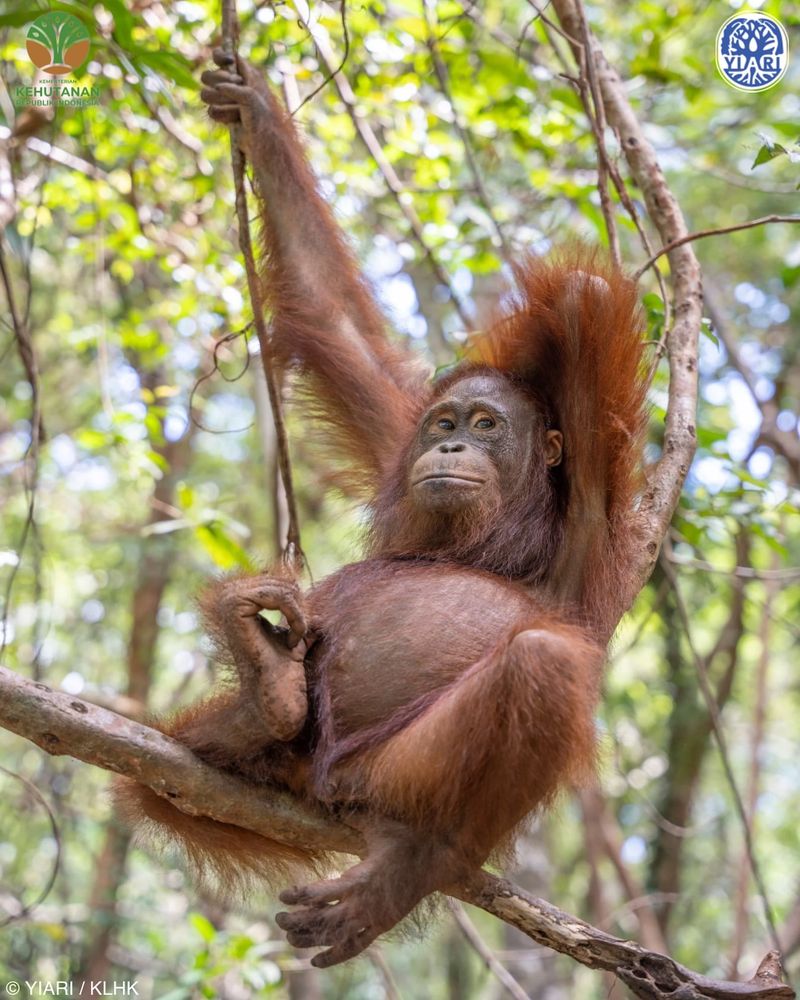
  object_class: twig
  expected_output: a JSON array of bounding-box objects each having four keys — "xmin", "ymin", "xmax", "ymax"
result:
[
  {"xmin": 660, "ymin": 557, "xmax": 784, "ymax": 965},
  {"xmin": 0, "ymin": 243, "xmax": 41, "ymax": 441},
  {"xmin": 189, "ymin": 324, "xmax": 255, "ymax": 435},
  {"xmin": 572, "ymin": 3, "xmax": 620, "ymax": 266},
  {"xmin": 729, "ymin": 566, "xmax": 777, "ymax": 977},
  {"xmin": 580, "ymin": 787, "xmax": 668, "ymax": 954},
  {"xmin": 483, "ymin": 4, "xmax": 672, "ymax": 333},
  {"xmin": 666, "ymin": 554, "xmax": 800, "ymax": 582},
  {"xmin": 704, "ymin": 285, "xmax": 800, "ymax": 487},
  {"xmin": 460, "ymin": 3, "xmax": 545, "ymax": 64},
  {"xmin": 367, "ymin": 946, "xmax": 403, "ymax": 1000},
  {"xmin": 220, "ymin": 0, "xmax": 304, "ymax": 567},
  {"xmin": 291, "ymin": 0, "xmax": 351, "ymax": 113},
  {"xmin": 634, "ymin": 216, "xmax": 800, "ymax": 282},
  {"xmin": 0, "ymin": 126, "xmax": 109, "ymax": 179},
  {"xmin": 0, "ymin": 764, "xmax": 60, "ymax": 927},
  {"xmin": 647, "ymin": 537, "xmax": 747, "ymax": 927},
  {"xmin": 449, "ymin": 899, "xmax": 532, "ymax": 1000},
  {"xmin": 0, "ymin": 239, "xmax": 43, "ymax": 666}
]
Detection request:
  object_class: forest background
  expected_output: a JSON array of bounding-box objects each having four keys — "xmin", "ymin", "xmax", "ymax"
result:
[{"xmin": 0, "ymin": 1, "xmax": 799, "ymax": 998}]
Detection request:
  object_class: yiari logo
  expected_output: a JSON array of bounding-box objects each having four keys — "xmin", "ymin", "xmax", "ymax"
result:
[
  {"xmin": 716, "ymin": 11, "xmax": 789, "ymax": 92},
  {"xmin": 26, "ymin": 11, "xmax": 90, "ymax": 76}
]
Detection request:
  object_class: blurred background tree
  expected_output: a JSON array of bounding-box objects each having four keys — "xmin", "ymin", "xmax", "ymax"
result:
[{"xmin": 0, "ymin": 1, "xmax": 798, "ymax": 997}]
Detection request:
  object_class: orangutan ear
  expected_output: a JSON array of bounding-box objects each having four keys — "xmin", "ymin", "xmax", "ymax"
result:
[{"xmin": 545, "ymin": 430, "xmax": 563, "ymax": 467}]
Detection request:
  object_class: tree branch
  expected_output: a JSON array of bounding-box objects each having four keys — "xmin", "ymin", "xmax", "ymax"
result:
[
  {"xmin": 550, "ymin": 0, "xmax": 702, "ymax": 615},
  {"xmin": 0, "ymin": 665, "xmax": 792, "ymax": 1000},
  {"xmin": 634, "ymin": 216, "xmax": 800, "ymax": 282},
  {"xmin": 448, "ymin": 899, "xmax": 531, "ymax": 1000},
  {"xmin": 221, "ymin": 0, "xmax": 304, "ymax": 565},
  {"xmin": 704, "ymin": 283, "xmax": 800, "ymax": 487}
]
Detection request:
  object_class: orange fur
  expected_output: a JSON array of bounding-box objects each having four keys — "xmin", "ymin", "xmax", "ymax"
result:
[
  {"xmin": 112, "ymin": 689, "xmax": 330, "ymax": 894},
  {"xmin": 117, "ymin": 55, "xmax": 651, "ymax": 965},
  {"xmin": 349, "ymin": 618, "xmax": 603, "ymax": 860},
  {"xmin": 113, "ymin": 777, "xmax": 324, "ymax": 896},
  {"xmin": 242, "ymin": 72, "xmax": 428, "ymax": 495},
  {"xmin": 469, "ymin": 248, "xmax": 648, "ymax": 633}
]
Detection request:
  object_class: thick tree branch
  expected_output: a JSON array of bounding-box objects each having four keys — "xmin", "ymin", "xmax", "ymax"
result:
[
  {"xmin": 0, "ymin": 666, "xmax": 792, "ymax": 1000},
  {"xmin": 0, "ymin": 665, "xmax": 349, "ymax": 855},
  {"xmin": 551, "ymin": 0, "xmax": 702, "ymax": 614}
]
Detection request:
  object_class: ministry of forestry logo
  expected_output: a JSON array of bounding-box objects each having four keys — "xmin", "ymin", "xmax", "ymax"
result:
[
  {"xmin": 716, "ymin": 11, "xmax": 789, "ymax": 92},
  {"xmin": 13, "ymin": 11, "xmax": 98, "ymax": 109},
  {"xmin": 26, "ymin": 11, "xmax": 90, "ymax": 76}
]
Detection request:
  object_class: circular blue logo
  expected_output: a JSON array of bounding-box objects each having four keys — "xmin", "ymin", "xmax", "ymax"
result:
[{"xmin": 716, "ymin": 12, "xmax": 789, "ymax": 92}]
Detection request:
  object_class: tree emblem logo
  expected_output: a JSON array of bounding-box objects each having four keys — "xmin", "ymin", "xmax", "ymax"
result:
[
  {"xmin": 716, "ymin": 12, "xmax": 789, "ymax": 92},
  {"xmin": 26, "ymin": 12, "xmax": 90, "ymax": 77}
]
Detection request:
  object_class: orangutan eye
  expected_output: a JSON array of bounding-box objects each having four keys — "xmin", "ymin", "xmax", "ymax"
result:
[
  {"xmin": 474, "ymin": 417, "xmax": 495, "ymax": 429},
  {"xmin": 437, "ymin": 418, "xmax": 455, "ymax": 431}
]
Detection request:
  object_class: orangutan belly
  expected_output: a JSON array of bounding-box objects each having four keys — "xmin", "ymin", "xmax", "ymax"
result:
[{"xmin": 307, "ymin": 559, "xmax": 537, "ymax": 734}]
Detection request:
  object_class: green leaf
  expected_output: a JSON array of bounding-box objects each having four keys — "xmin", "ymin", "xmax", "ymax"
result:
[
  {"xmin": 642, "ymin": 292, "xmax": 665, "ymax": 312},
  {"xmin": 177, "ymin": 483, "xmax": 195, "ymax": 509},
  {"xmin": 76, "ymin": 428, "xmax": 108, "ymax": 450},
  {"xmin": 700, "ymin": 317, "xmax": 718, "ymax": 347},
  {"xmin": 195, "ymin": 522, "xmax": 253, "ymax": 570},
  {"xmin": 752, "ymin": 142, "xmax": 787, "ymax": 169},
  {"xmin": 110, "ymin": 259, "xmax": 135, "ymax": 284},
  {"xmin": 135, "ymin": 49, "xmax": 198, "ymax": 91},
  {"xmin": 696, "ymin": 424, "xmax": 728, "ymax": 448},
  {"xmin": 230, "ymin": 934, "xmax": 256, "ymax": 960},
  {"xmin": 102, "ymin": 0, "xmax": 135, "ymax": 47},
  {"xmin": 190, "ymin": 913, "xmax": 217, "ymax": 943}
]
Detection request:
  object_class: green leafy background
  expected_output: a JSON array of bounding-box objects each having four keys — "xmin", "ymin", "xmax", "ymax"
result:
[{"xmin": 0, "ymin": 1, "xmax": 798, "ymax": 997}]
